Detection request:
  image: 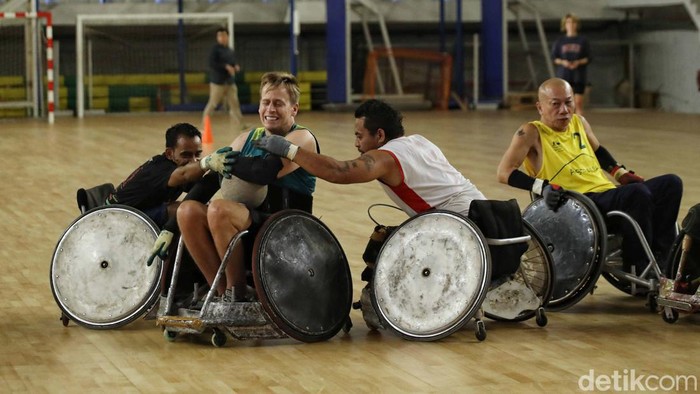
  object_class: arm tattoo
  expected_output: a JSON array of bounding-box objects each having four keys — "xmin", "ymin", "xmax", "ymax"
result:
[
  {"xmin": 516, "ymin": 127, "xmax": 525, "ymax": 137},
  {"xmin": 336, "ymin": 161, "xmax": 353, "ymax": 173},
  {"xmin": 334, "ymin": 155, "xmax": 375, "ymax": 174},
  {"xmin": 358, "ymin": 155, "xmax": 376, "ymax": 172}
]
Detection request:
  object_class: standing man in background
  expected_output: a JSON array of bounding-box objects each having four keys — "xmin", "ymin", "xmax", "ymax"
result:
[
  {"xmin": 552, "ymin": 13, "xmax": 591, "ymax": 115},
  {"xmin": 203, "ymin": 27, "xmax": 248, "ymax": 135}
]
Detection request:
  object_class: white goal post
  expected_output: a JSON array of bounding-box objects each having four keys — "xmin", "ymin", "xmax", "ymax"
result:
[{"xmin": 75, "ymin": 12, "xmax": 234, "ymax": 118}]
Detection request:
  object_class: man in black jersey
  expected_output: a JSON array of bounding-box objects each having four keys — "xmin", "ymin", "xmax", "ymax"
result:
[{"xmin": 107, "ymin": 122, "xmax": 236, "ymax": 227}]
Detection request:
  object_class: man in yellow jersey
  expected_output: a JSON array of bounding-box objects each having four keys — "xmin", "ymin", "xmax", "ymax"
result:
[{"xmin": 497, "ymin": 78, "xmax": 683, "ymax": 274}]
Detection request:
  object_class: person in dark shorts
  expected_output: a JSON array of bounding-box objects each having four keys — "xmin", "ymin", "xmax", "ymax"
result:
[{"xmin": 552, "ymin": 13, "xmax": 591, "ymax": 115}]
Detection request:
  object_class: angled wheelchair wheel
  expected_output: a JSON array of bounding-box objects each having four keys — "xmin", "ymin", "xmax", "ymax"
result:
[
  {"xmin": 50, "ymin": 205, "xmax": 162, "ymax": 329},
  {"xmin": 371, "ymin": 210, "xmax": 491, "ymax": 341},
  {"xmin": 523, "ymin": 191, "xmax": 606, "ymax": 311},
  {"xmin": 252, "ymin": 210, "xmax": 353, "ymax": 343},
  {"xmin": 484, "ymin": 221, "xmax": 555, "ymax": 322}
]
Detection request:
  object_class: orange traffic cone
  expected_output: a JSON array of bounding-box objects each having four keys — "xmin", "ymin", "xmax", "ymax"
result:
[{"xmin": 202, "ymin": 115, "xmax": 213, "ymax": 144}]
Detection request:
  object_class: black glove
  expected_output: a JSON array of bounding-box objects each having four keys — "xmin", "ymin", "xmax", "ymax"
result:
[
  {"xmin": 254, "ymin": 134, "xmax": 298, "ymax": 160},
  {"xmin": 542, "ymin": 183, "xmax": 566, "ymax": 211}
]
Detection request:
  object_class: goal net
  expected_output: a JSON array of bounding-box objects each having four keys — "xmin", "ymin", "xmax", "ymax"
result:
[
  {"xmin": 75, "ymin": 13, "xmax": 233, "ymax": 118},
  {"xmin": 362, "ymin": 48, "xmax": 453, "ymax": 110},
  {"xmin": 0, "ymin": 12, "xmax": 54, "ymax": 122}
]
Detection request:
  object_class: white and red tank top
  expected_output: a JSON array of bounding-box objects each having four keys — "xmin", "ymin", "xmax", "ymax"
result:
[{"xmin": 378, "ymin": 134, "xmax": 485, "ymax": 216}]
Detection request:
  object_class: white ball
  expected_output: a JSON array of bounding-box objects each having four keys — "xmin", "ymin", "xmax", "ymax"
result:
[{"xmin": 219, "ymin": 175, "xmax": 268, "ymax": 209}]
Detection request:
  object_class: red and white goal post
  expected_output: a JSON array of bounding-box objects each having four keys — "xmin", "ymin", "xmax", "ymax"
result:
[{"xmin": 0, "ymin": 11, "xmax": 55, "ymax": 124}]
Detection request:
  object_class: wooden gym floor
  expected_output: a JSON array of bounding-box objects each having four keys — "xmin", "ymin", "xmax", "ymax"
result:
[{"xmin": 1, "ymin": 108, "xmax": 698, "ymax": 393}]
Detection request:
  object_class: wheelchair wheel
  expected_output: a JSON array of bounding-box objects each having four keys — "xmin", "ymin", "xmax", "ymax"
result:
[
  {"xmin": 50, "ymin": 205, "xmax": 162, "ymax": 329},
  {"xmin": 484, "ymin": 221, "xmax": 555, "ymax": 322},
  {"xmin": 523, "ymin": 191, "xmax": 606, "ymax": 311},
  {"xmin": 371, "ymin": 210, "xmax": 491, "ymax": 341},
  {"xmin": 252, "ymin": 210, "xmax": 353, "ymax": 343}
]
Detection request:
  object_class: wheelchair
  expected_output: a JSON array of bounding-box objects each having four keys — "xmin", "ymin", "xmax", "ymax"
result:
[
  {"xmin": 522, "ymin": 190, "xmax": 667, "ymax": 311},
  {"xmin": 355, "ymin": 200, "xmax": 554, "ymax": 342},
  {"xmin": 50, "ymin": 204, "xmax": 164, "ymax": 329},
  {"xmin": 156, "ymin": 209, "xmax": 354, "ymax": 347},
  {"xmin": 657, "ymin": 203, "xmax": 700, "ymax": 323}
]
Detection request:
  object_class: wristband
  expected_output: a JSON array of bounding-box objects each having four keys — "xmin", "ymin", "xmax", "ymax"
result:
[
  {"xmin": 286, "ymin": 144, "xmax": 299, "ymax": 161},
  {"xmin": 507, "ymin": 169, "xmax": 536, "ymax": 191},
  {"xmin": 611, "ymin": 165, "xmax": 628, "ymax": 181},
  {"xmin": 532, "ymin": 179, "xmax": 547, "ymax": 195}
]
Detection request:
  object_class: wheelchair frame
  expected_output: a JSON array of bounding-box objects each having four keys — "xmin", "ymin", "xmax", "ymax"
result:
[
  {"xmin": 157, "ymin": 210, "xmax": 353, "ymax": 347},
  {"xmin": 482, "ymin": 220, "xmax": 553, "ymax": 327},
  {"xmin": 156, "ymin": 232, "xmax": 291, "ymax": 347},
  {"xmin": 602, "ymin": 210, "xmax": 665, "ymax": 309},
  {"xmin": 525, "ymin": 191, "xmax": 670, "ymax": 312}
]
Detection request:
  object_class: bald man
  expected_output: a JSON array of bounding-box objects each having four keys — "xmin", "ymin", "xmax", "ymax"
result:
[{"xmin": 497, "ymin": 78, "xmax": 683, "ymax": 274}]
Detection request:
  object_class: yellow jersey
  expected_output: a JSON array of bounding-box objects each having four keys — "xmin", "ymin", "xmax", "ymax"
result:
[{"xmin": 524, "ymin": 115, "xmax": 615, "ymax": 194}]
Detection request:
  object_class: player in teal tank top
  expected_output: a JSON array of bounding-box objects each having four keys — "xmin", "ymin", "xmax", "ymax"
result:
[{"xmin": 149, "ymin": 72, "xmax": 320, "ymax": 303}]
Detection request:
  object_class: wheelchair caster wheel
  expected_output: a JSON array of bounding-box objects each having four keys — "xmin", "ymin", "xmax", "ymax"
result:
[
  {"xmin": 662, "ymin": 307, "xmax": 679, "ymax": 324},
  {"xmin": 60, "ymin": 313, "xmax": 70, "ymax": 327},
  {"xmin": 535, "ymin": 308, "xmax": 548, "ymax": 327},
  {"xmin": 211, "ymin": 328, "xmax": 227, "ymax": 347},
  {"xmin": 163, "ymin": 329, "xmax": 177, "ymax": 342},
  {"xmin": 475, "ymin": 320, "xmax": 486, "ymax": 341}
]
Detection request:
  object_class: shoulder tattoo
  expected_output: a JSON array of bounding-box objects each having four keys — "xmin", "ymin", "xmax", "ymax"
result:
[{"xmin": 516, "ymin": 127, "xmax": 525, "ymax": 137}]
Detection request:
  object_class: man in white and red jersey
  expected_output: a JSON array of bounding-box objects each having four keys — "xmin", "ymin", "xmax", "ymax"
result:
[
  {"xmin": 254, "ymin": 98, "xmax": 485, "ymax": 218},
  {"xmin": 255, "ymin": 99, "xmax": 538, "ymax": 310}
]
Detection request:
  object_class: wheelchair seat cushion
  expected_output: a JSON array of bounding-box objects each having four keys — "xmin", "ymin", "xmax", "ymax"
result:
[{"xmin": 468, "ymin": 199, "xmax": 527, "ymax": 282}]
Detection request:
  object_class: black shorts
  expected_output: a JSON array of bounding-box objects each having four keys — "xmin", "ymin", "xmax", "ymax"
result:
[{"xmin": 571, "ymin": 82, "xmax": 586, "ymax": 95}]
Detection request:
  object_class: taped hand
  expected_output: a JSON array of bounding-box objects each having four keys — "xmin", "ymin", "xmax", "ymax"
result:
[
  {"xmin": 146, "ymin": 230, "xmax": 173, "ymax": 267},
  {"xmin": 200, "ymin": 146, "xmax": 240, "ymax": 178},
  {"xmin": 542, "ymin": 183, "xmax": 566, "ymax": 211},
  {"xmin": 254, "ymin": 134, "xmax": 298, "ymax": 160}
]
